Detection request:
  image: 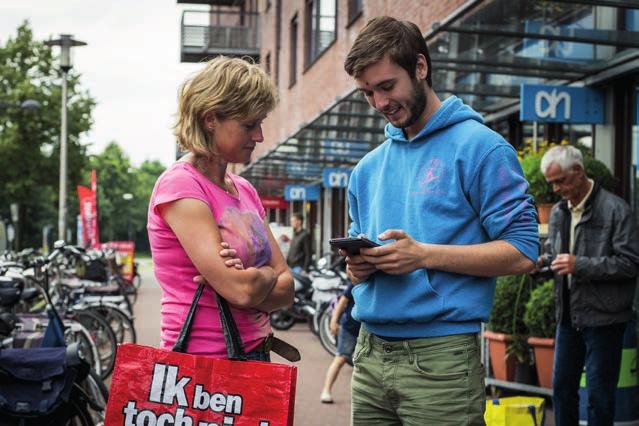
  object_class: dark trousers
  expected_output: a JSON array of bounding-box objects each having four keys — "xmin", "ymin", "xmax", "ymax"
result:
[{"xmin": 552, "ymin": 322, "xmax": 626, "ymax": 426}]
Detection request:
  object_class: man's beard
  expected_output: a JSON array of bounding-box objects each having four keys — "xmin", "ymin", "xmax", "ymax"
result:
[{"xmin": 393, "ymin": 79, "xmax": 427, "ymax": 129}]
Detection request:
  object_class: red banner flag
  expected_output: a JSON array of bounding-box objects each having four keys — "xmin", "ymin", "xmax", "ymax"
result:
[
  {"xmin": 90, "ymin": 168, "xmax": 97, "ymax": 193},
  {"xmin": 77, "ymin": 182, "xmax": 99, "ymax": 248},
  {"xmin": 90, "ymin": 169, "xmax": 100, "ymax": 245}
]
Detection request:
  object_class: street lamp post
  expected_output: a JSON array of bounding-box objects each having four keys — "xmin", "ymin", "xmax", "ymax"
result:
[
  {"xmin": 45, "ymin": 34, "xmax": 87, "ymax": 241},
  {"xmin": 0, "ymin": 99, "xmax": 41, "ymax": 111}
]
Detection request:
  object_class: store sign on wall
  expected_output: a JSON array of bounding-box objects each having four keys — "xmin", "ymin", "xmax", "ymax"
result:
[
  {"xmin": 260, "ymin": 195, "xmax": 289, "ymax": 210},
  {"xmin": 520, "ymin": 84, "xmax": 604, "ymax": 124},
  {"xmin": 321, "ymin": 140, "xmax": 358, "ymax": 158},
  {"xmin": 521, "ymin": 21, "xmax": 595, "ymax": 61},
  {"xmin": 286, "ymin": 162, "xmax": 322, "ymax": 177},
  {"xmin": 284, "ymin": 184, "xmax": 320, "ymax": 201},
  {"xmin": 322, "ymin": 168, "xmax": 351, "ymax": 188}
]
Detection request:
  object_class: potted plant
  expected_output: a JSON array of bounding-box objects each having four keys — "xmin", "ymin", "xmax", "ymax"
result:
[
  {"xmin": 519, "ymin": 150, "xmax": 559, "ymax": 223},
  {"xmin": 524, "ymin": 279, "xmax": 556, "ymax": 389},
  {"xmin": 582, "ymin": 154, "xmax": 618, "ymax": 192},
  {"xmin": 486, "ymin": 275, "xmax": 534, "ymax": 382}
]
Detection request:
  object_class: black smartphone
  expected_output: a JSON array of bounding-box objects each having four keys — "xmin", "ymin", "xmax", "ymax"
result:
[{"xmin": 329, "ymin": 236, "xmax": 380, "ymax": 255}]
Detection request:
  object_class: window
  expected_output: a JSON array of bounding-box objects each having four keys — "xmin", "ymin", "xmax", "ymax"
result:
[
  {"xmin": 347, "ymin": 0, "xmax": 363, "ymax": 26},
  {"xmin": 289, "ymin": 14, "xmax": 298, "ymax": 87},
  {"xmin": 306, "ymin": 0, "xmax": 336, "ymax": 65}
]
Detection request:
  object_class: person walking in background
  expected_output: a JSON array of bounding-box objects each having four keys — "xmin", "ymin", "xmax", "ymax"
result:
[
  {"xmin": 341, "ymin": 16, "xmax": 539, "ymax": 425},
  {"xmin": 539, "ymin": 145, "xmax": 639, "ymax": 426},
  {"xmin": 286, "ymin": 212, "xmax": 312, "ymax": 273},
  {"xmin": 320, "ymin": 282, "xmax": 360, "ymax": 404},
  {"xmin": 147, "ymin": 56, "xmax": 293, "ymax": 361}
]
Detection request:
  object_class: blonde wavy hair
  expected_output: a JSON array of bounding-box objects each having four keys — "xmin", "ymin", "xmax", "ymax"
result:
[{"xmin": 174, "ymin": 56, "xmax": 278, "ymax": 157}]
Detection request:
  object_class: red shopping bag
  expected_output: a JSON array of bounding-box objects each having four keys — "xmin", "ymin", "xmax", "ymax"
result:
[
  {"xmin": 105, "ymin": 344, "xmax": 297, "ymax": 425},
  {"xmin": 104, "ymin": 284, "xmax": 298, "ymax": 425}
]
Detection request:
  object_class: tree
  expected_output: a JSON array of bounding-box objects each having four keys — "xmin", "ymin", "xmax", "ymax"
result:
[
  {"xmin": 133, "ymin": 160, "xmax": 166, "ymax": 252},
  {"xmin": 87, "ymin": 144, "xmax": 166, "ymax": 248},
  {"xmin": 88, "ymin": 143, "xmax": 137, "ymax": 242},
  {"xmin": 0, "ymin": 22, "xmax": 95, "ymax": 249}
]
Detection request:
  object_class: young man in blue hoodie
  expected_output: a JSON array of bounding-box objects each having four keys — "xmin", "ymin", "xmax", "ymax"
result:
[{"xmin": 342, "ymin": 17, "xmax": 539, "ymax": 425}]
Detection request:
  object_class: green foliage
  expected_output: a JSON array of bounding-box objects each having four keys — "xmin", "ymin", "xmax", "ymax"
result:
[
  {"xmin": 0, "ymin": 21, "xmax": 95, "ymax": 248},
  {"xmin": 89, "ymin": 143, "xmax": 136, "ymax": 242},
  {"xmin": 489, "ymin": 275, "xmax": 532, "ymax": 335},
  {"xmin": 523, "ymin": 280, "xmax": 556, "ymax": 338},
  {"xmin": 0, "ymin": 22, "xmax": 166, "ymax": 250},
  {"xmin": 508, "ymin": 335, "xmax": 532, "ymax": 365},
  {"xmin": 129, "ymin": 159, "xmax": 166, "ymax": 251},
  {"xmin": 519, "ymin": 153, "xmax": 558, "ymax": 205},
  {"xmin": 86, "ymin": 145, "xmax": 165, "ymax": 248},
  {"xmin": 489, "ymin": 275, "xmax": 536, "ymax": 364},
  {"xmin": 583, "ymin": 155, "xmax": 618, "ymax": 192}
]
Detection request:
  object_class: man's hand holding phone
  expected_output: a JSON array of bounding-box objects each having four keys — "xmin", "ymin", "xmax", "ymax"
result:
[
  {"xmin": 360, "ymin": 230, "xmax": 426, "ymax": 275},
  {"xmin": 342, "ymin": 249, "xmax": 378, "ymax": 284},
  {"xmin": 330, "ymin": 236, "xmax": 379, "ymax": 284},
  {"xmin": 333, "ymin": 230, "xmax": 427, "ymax": 281}
]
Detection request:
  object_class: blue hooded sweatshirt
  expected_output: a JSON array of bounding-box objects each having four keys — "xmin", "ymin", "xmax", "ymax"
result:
[{"xmin": 348, "ymin": 96, "xmax": 539, "ymax": 338}]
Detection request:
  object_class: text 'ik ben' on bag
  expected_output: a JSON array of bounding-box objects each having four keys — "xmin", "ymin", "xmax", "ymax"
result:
[{"xmin": 105, "ymin": 344, "xmax": 297, "ymax": 426}]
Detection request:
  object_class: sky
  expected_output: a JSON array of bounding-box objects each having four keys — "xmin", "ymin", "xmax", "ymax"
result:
[{"xmin": 0, "ymin": 0, "xmax": 210, "ymax": 167}]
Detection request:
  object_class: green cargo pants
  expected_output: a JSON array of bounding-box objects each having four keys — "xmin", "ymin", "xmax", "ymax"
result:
[{"xmin": 351, "ymin": 327, "xmax": 486, "ymax": 426}]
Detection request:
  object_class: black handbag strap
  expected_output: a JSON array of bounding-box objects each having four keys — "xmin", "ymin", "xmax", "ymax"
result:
[
  {"xmin": 172, "ymin": 283, "xmax": 205, "ymax": 353},
  {"xmin": 172, "ymin": 283, "xmax": 247, "ymax": 361},
  {"xmin": 215, "ymin": 293, "xmax": 247, "ymax": 361}
]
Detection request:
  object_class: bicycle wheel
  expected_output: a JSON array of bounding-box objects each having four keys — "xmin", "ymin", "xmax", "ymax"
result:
[
  {"xmin": 65, "ymin": 321, "xmax": 101, "ymax": 376},
  {"xmin": 114, "ymin": 277, "xmax": 137, "ymax": 308},
  {"xmin": 63, "ymin": 396, "xmax": 95, "ymax": 426},
  {"xmin": 318, "ymin": 308, "xmax": 338, "ymax": 357},
  {"xmin": 95, "ymin": 304, "xmax": 136, "ymax": 344},
  {"xmin": 73, "ymin": 309, "xmax": 118, "ymax": 380},
  {"xmin": 133, "ymin": 271, "xmax": 142, "ymax": 290},
  {"xmin": 77, "ymin": 369, "xmax": 108, "ymax": 425},
  {"xmin": 269, "ymin": 310, "xmax": 296, "ymax": 330}
]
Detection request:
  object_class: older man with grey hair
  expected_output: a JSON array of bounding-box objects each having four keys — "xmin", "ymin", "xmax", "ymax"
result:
[{"xmin": 539, "ymin": 145, "xmax": 639, "ymax": 426}]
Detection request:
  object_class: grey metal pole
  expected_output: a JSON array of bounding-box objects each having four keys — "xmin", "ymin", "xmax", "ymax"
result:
[
  {"xmin": 46, "ymin": 34, "xmax": 85, "ymax": 241},
  {"xmin": 58, "ymin": 69, "xmax": 69, "ymax": 240}
]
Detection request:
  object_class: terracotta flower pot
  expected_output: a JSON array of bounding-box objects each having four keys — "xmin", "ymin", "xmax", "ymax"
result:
[
  {"xmin": 536, "ymin": 203, "xmax": 554, "ymax": 224},
  {"xmin": 484, "ymin": 330, "xmax": 516, "ymax": 381},
  {"xmin": 528, "ymin": 336, "xmax": 555, "ymax": 389}
]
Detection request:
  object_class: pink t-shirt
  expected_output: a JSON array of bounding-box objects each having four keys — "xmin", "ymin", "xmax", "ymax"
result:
[{"xmin": 147, "ymin": 162, "xmax": 272, "ymax": 357}]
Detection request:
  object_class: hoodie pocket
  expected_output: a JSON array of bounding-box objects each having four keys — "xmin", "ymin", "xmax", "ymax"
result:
[{"xmin": 424, "ymin": 269, "xmax": 443, "ymax": 299}]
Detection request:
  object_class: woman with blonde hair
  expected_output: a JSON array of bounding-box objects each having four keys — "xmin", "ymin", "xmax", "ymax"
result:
[{"xmin": 147, "ymin": 56, "xmax": 293, "ymax": 360}]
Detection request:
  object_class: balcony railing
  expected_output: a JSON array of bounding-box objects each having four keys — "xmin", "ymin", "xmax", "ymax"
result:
[{"xmin": 180, "ymin": 10, "xmax": 259, "ymax": 63}]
